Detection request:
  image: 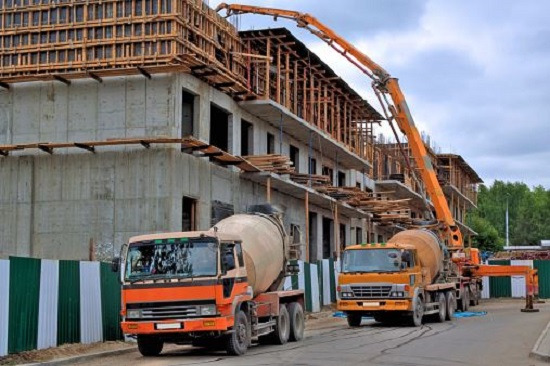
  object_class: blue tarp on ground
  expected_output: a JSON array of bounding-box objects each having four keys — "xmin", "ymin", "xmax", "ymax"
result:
[{"xmin": 453, "ymin": 311, "xmax": 487, "ymax": 318}]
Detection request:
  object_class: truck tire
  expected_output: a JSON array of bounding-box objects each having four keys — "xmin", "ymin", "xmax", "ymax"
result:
[
  {"xmin": 346, "ymin": 312, "xmax": 362, "ymax": 327},
  {"xmin": 458, "ymin": 287, "xmax": 470, "ymax": 312},
  {"xmin": 137, "ymin": 336, "xmax": 163, "ymax": 357},
  {"xmin": 270, "ymin": 304, "xmax": 290, "ymax": 345},
  {"xmin": 410, "ymin": 295, "xmax": 424, "ymax": 327},
  {"xmin": 288, "ymin": 302, "xmax": 304, "ymax": 342},
  {"xmin": 434, "ymin": 292, "xmax": 447, "ymax": 322},
  {"xmin": 445, "ymin": 291, "xmax": 455, "ymax": 320},
  {"xmin": 225, "ymin": 310, "xmax": 250, "ymax": 356}
]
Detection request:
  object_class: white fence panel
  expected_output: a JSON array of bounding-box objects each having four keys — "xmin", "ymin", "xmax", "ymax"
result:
[
  {"xmin": 37, "ymin": 259, "xmax": 59, "ymax": 349},
  {"xmin": 298, "ymin": 261, "xmax": 305, "ymax": 290},
  {"xmin": 511, "ymin": 260, "xmax": 533, "ymax": 298},
  {"xmin": 322, "ymin": 260, "xmax": 331, "ymax": 306},
  {"xmin": 0, "ymin": 260, "xmax": 9, "ymax": 357},
  {"xmin": 309, "ymin": 263, "xmax": 320, "ymax": 312},
  {"xmin": 481, "ymin": 276, "xmax": 490, "ymax": 299},
  {"xmin": 80, "ymin": 262, "xmax": 103, "ymax": 344}
]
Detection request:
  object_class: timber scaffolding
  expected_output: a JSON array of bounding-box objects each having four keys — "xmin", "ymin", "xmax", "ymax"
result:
[
  {"xmin": 437, "ymin": 154, "xmax": 483, "ymax": 204},
  {"xmin": 239, "ymin": 28, "xmax": 380, "ymax": 162},
  {"xmin": 0, "ymin": 0, "xmax": 250, "ymax": 94}
]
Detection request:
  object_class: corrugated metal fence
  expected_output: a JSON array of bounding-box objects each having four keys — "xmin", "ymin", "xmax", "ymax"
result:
[
  {"xmin": 284, "ymin": 259, "xmax": 339, "ymax": 312},
  {"xmin": 481, "ymin": 259, "xmax": 550, "ymax": 299},
  {"xmin": 0, "ymin": 257, "xmax": 122, "ymax": 357}
]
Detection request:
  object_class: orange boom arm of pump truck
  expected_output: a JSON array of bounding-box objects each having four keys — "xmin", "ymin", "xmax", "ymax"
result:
[{"xmin": 216, "ymin": 3, "xmax": 463, "ymax": 249}]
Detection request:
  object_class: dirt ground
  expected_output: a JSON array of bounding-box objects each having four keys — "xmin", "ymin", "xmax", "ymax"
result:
[{"xmin": 0, "ymin": 341, "xmax": 133, "ymax": 365}]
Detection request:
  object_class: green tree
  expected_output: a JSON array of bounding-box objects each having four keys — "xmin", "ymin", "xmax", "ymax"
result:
[
  {"xmin": 467, "ymin": 215, "xmax": 504, "ymax": 252},
  {"xmin": 473, "ymin": 181, "xmax": 550, "ymax": 247}
]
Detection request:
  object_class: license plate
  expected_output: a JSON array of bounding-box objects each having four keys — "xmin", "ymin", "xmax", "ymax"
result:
[
  {"xmin": 362, "ymin": 302, "xmax": 380, "ymax": 307},
  {"xmin": 155, "ymin": 322, "xmax": 182, "ymax": 330}
]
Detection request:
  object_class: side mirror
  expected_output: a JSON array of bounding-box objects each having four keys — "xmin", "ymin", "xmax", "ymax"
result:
[{"xmin": 111, "ymin": 257, "xmax": 120, "ymax": 273}]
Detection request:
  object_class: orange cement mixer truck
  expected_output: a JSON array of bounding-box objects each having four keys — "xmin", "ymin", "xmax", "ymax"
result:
[{"xmin": 111, "ymin": 206, "xmax": 304, "ymax": 356}]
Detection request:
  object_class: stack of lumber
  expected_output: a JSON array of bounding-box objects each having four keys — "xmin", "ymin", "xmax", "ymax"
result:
[
  {"xmin": 242, "ymin": 155, "xmax": 295, "ymax": 175},
  {"xmin": 290, "ymin": 173, "xmax": 331, "ymax": 186},
  {"xmin": 372, "ymin": 210, "xmax": 413, "ymax": 226},
  {"xmin": 315, "ymin": 186, "xmax": 357, "ymax": 200}
]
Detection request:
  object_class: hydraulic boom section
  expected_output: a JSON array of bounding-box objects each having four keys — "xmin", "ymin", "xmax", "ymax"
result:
[{"xmin": 217, "ymin": 3, "xmax": 463, "ymax": 249}]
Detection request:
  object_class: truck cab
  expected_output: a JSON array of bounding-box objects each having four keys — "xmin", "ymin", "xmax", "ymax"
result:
[
  {"xmin": 338, "ymin": 243, "xmax": 422, "ymax": 325},
  {"xmin": 116, "ymin": 231, "xmax": 253, "ymax": 355}
]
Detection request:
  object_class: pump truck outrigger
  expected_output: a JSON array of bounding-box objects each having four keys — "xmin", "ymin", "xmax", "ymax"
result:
[
  {"xmin": 216, "ymin": 3, "xmax": 539, "ymax": 326},
  {"xmin": 112, "ymin": 207, "xmax": 304, "ymax": 356}
]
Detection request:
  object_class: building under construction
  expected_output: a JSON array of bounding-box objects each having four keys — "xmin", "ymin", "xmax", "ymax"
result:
[{"xmin": 0, "ymin": 0, "xmax": 481, "ymax": 261}]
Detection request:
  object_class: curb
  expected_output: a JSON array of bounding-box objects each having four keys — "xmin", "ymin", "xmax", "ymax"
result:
[
  {"xmin": 530, "ymin": 320, "xmax": 550, "ymax": 362},
  {"xmin": 21, "ymin": 346, "xmax": 136, "ymax": 366}
]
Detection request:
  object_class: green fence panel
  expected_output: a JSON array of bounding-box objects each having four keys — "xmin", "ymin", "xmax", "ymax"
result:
[
  {"xmin": 100, "ymin": 263, "xmax": 122, "ymax": 341},
  {"xmin": 329, "ymin": 258, "xmax": 336, "ymax": 303},
  {"xmin": 534, "ymin": 260, "xmax": 550, "ymax": 299},
  {"xmin": 489, "ymin": 259, "xmax": 512, "ymax": 298},
  {"xmin": 304, "ymin": 262, "xmax": 312, "ymax": 312},
  {"xmin": 8, "ymin": 257, "xmax": 41, "ymax": 353},
  {"xmin": 291, "ymin": 260, "xmax": 299, "ymax": 290},
  {"xmin": 57, "ymin": 260, "xmax": 80, "ymax": 345}
]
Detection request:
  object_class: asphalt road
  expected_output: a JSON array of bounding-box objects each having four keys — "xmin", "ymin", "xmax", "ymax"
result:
[{"xmin": 76, "ymin": 299, "xmax": 550, "ymax": 366}]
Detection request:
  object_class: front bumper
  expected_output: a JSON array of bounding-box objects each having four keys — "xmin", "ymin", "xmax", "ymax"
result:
[
  {"xmin": 337, "ymin": 299, "xmax": 412, "ymax": 312},
  {"xmin": 121, "ymin": 316, "xmax": 234, "ymax": 335}
]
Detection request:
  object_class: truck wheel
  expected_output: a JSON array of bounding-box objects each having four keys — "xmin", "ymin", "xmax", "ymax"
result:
[
  {"xmin": 346, "ymin": 312, "xmax": 362, "ymax": 327},
  {"xmin": 434, "ymin": 292, "xmax": 447, "ymax": 322},
  {"xmin": 410, "ymin": 296, "xmax": 424, "ymax": 327},
  {"xmin": 288, "ymin": 302, "xmax": 304, "ymax": 342},
  {"xmin": 271, "ymin": 304, "xmax": 290, "ymax": 345},
  {"xmin": 445, "ymin": 291, "xmax": 455, "ymax": 320},
  {"xmin": 225, "ymin": 310, "xmax": 249, "ymax": 356},
  {"xmin": 137, "ymin": 336, "xmax": 163, "ymax": 357},
  {"xmin": 458, "ymin": 288, "xmax": 470, "ymax": 312}
]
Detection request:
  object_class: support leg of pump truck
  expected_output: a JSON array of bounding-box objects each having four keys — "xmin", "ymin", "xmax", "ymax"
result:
[{"xmin": 472, "ymin": 265, "xmax": 539, "ymax": 313}]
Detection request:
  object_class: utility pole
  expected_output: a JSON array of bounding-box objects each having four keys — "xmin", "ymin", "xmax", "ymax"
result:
[{"xmin": 506, "ymin": 193, "xmax": 510, "ymax": 247}]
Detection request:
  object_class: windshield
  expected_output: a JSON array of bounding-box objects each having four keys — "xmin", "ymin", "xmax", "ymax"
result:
[
  {"xmin": 125, "ymin": 238, "xmax": 218, "ymax": 281},
  {"xmin": 342, "ymin": 248, "xmax": 414, "ymax": 273}
]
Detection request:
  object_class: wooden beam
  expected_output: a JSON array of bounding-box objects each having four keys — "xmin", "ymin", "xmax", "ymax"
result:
[
  {"xmin": 53, "ymin": 75, "xmax": 71, "ymax": 86},
  {"xmin": 214, "ymin": 81, "xmax": 235, "ymax": 88},
  {"xmin": 74, "ymin": 143, "xmax": 95, "ymax": 153},
  {"xmin": 267, "ymin": 177, "xmax": 271, "ymax": 203},
  {"xmin": 305, "ymin": 190, "xmax": 309, "ymax": 262},
  {"xmin": 38, "ymin": 144, "xmax": 54, "ymax": 154},
  {"xmin": 137, "ymin": 66, "xmax": 152, "ymax": 79},
  {"xmin": 87, "ymin": 72, "xmax": 103, "ymax": 83}
]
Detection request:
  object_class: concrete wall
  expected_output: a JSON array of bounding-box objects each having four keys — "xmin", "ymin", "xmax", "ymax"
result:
[{"xmin": 0, "ymin": 72, "xmax": 358, "ymax": 261}]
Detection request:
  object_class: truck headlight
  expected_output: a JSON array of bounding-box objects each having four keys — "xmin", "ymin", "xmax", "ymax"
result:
[
  {"xmin": 341, "ymin": 292, "xmax": 354, "ymax": 298},
  {"xmin": 198, "ymin": 304, "xmax": 217, "ymax": 316},
  {"xmin": 127, "ymin": 309, "xmax": 142, "ymax": 319}
]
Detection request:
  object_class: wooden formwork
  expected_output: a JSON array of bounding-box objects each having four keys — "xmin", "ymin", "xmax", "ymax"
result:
[
  {"xmin": 0, "ymin": 0, "xmax": 250, "ymax": 94},
  {"xmin": 437, "ymin": 153, "xmax": 483, "ymax": 204},
  {"xmin": 239, "ymin": 28, "xmax": 381, "ymax": 161}
]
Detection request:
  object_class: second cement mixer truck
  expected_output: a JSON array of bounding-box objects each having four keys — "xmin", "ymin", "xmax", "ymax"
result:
[
  {"xmin": 112, "ymin": 206, "xmax": 304, "ymax": 356},
  {"xmin": 337, "ymin": 230, "xmax": 469, "ymax": 327}
]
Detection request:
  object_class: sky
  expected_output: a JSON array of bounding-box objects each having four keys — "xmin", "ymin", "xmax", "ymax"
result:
[{"xmin": 211, "ymin": 0, "xmax": 550, "ymax": 189}]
